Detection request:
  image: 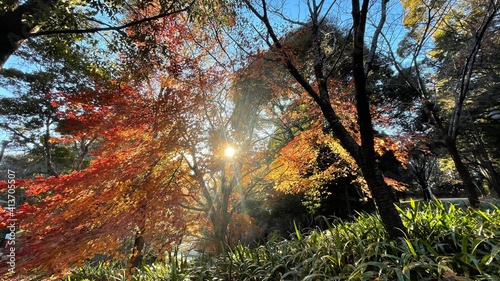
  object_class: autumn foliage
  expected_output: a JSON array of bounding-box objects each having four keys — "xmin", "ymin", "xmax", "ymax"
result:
[
  {"xmin": 266, "ymin": 87, "xmax": 409, "ymax": 199},
  {"xmin": 0, "ymin": 82, "xmax": 204, "ymax": 276},
  {"xmin": 0, "ymin": 7, "xmax": 230, "ymax": 278},
  {"xmin": 0, "ymin": 1, "xmax": 420, "ymax": 279}
]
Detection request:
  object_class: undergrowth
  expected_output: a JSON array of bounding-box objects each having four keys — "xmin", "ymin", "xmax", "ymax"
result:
[{"xmin": 67, "ymin": 199, "xmax": 500, "ymax": 281}]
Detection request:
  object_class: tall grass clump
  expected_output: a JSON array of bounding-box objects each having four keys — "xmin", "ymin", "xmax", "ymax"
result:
[
  {"xmin": 192, "ymin": 200, "xmax": 500, "ymax": 280},
  {"xmin": 67, "ymin": 199, "xmax": 500, "ymax": 280},
  {"xmin": 66, "ymin": 260, "xmax": 126, "ymax": 281},
  {"xmin": 395, "ymin": 199, "xmax": 500, "ymax": 279}
]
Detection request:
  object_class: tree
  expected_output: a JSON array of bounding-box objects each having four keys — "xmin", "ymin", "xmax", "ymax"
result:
[
  {"xmin": 0, "ymin": 76, "xmax": 200, "ymax": 278},
  {"xmin": 462, "ymin": 124, "xmax": 500, "ymax": 197},
  {"xmin": 230, "ymin": 18, "xmax": 412, "ymax": 221},
  {"xmin": 429, "ymin": 0, "xmax": 500, "ymax": 197},
  {"xmin": 264, "ymin": 86, "xmax": 408, "ymax": 217},
  {"xmin": 235, "ymin": 0, "xmax": 407, "ymax": 238},
  {"xmin": 0, "ymin": 39, "xmax": 105, "ymax": 176},
  {"xmin": 181, "ymin": 128, "xmax": 267, "ymax": 254},
  {"xmin": 0, "ymin": 0, "xmax": 208, "ymax": 68},
  {"xmin": 0, "ymin": 5, "xmax": 233, "ymax": 278},
  {"xmin": 170, "ymin": 71, "xmax": 275, "ymax": 253},
  {"xmin": 0, "ymin": 71, "xmax": 64, "ymax": 176},
  {"xmin": 407, "ymin": 149, "xmax": 439, "ymax": 201},
  {"xmin": 394, "ymin": 0, "xmax": 500, "ymax": 206}
]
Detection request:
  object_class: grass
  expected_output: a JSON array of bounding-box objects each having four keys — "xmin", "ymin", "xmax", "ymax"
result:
[{"xmin": 66, "ymin": 199, "xmax": 500, "ymax": 281}]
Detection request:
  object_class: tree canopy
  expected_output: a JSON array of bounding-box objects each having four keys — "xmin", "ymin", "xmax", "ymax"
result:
[{"xmin": 1, "ymin": 0, "xmax": 500, "ymax": 280}]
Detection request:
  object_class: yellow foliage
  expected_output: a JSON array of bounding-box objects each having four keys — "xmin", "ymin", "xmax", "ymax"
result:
[{"xmin": 267, "ymin": 123, "xmax": 362, "ymax": 195}]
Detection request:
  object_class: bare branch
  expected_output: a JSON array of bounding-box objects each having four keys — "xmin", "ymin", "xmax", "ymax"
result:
[
  {"xmin": 449, "ymin": 1, "xmax": 499, "ymax": 139},
  {"xmin": 28, "ymin": 1, "xmax": 195, "ymax": 38},
  {"xmin": 365, "ymin": 0, "xmax": 387, "ymax": 76}
]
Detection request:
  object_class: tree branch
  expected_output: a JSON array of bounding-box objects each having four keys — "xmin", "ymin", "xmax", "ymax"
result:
[
  {"xmin": 365, "ymin": 0, "xmax": 387, "ymax": 76},
  {"xmin": 449, "ymin": 1, "xmax": 499, "ymax": 139},
  {"xmin": 27, "ymin": 2, "xmax": 194, "ymax": 38}
]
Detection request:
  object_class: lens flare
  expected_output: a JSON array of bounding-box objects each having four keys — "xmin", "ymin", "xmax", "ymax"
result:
[{"xmin": 224, "ymin": 146, "xmax": 236, "ymax": 158}]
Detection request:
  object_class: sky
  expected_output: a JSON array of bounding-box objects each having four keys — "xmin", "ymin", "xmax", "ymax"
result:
[
  {"xmin": 0, "ymin": 0, "xmax": 408, "ymax": 146},
  {"xmin": 1, "ymin": 58, "xmax": 23, "ymax": 143}
]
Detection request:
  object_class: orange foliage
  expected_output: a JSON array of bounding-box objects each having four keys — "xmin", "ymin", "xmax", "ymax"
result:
[
  {"xmin": 267, "ymin": 120, "xmax": 366, "ymax": 195},
  {"xmin": 3, "ymin": 98, "xmax": 202, "ymax": 277},
  {"xmin": 0, "ymin": 7, "xmax": 227, "ymax": 280},
  {"xmin": 266, "ymin": 83, "xmax": 409, "ymax": 198}
]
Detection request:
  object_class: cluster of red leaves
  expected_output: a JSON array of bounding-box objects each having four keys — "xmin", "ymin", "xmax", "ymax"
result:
[
  {"xmin": 2, "ymin": 94, "xmax": 201, "ymax": 277},
  {"xmin": 1, "ymin": 7, "xmax": 228, "ymax": 279}
]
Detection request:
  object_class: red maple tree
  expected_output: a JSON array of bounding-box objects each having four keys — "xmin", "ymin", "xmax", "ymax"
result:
[{"xmin": 0, "ymin": 5, "xmax": 231, "ymax": 279}]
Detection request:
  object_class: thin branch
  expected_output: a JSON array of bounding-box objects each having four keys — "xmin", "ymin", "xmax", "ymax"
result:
[
  {"xmin": 365, "ymin": 0, "xmax": 387, "ymax": 76},
  {"xmin": 243, "ymin": 0, "xmax": 323, "ymax": 104},
  {"xmin": 326, "ymin": 27, "xmax": 353, "ymax": 79},
  {"xmin": 449, "ymin": 1, "xmax": 499, "ymax": 139},
  {"xmin": 28, "ymin": 2, "xmax": 194, "ymax": 38},
  {"xmin": 0, "ymin": 123, "xmax": 42, "ymax": 149}
]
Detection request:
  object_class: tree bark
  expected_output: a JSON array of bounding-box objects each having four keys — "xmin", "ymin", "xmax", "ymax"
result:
[
  {"xmin": 0, "ymin": 140, "xmax": 10, "ymax": 162},
  {"xmin": 0, "ymin": 7, "xmax": 30, "ymax": 68},
  {"xmin": 42, "ymin": 118, "xmax": 57, "ymax": 177},
  {"xmin": 482, "ymin": 159, "xmax": 500, "ymax": 197},
  {"xmin": 351, "ymin": 0, "xmax": 406, "ymax": 238},
  {"xmin": 0, "ymin": 0, "xmax": 55, "ymax": 68},
  {"xmin": 445, "ymin": 137, "xmax": 480, "ymax": 207},
  {"xmin": 126, "ymin": 229, "xmax": 145, "ymax": 281},
  {"xmin": 469, "ymin": 123, "xmax": 500, "ymax": 197}
]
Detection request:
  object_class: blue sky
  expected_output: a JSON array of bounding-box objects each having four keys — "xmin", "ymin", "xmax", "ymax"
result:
[{"xmin": 0, "ymin": 0, "xmax": 409, "ymax": 144}]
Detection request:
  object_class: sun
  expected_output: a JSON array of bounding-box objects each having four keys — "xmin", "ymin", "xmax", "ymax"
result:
[{"xmin": 224, "ymin": 146, "xmax": 236, "ymax": 158}]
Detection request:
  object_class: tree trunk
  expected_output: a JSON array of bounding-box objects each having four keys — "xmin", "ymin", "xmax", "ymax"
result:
[
  {"xmin": 422, "ymin": 186, "xmax": 433, "ymax": 201},
  {"xmin": 0, "ymin": 8, "xmax": 28, "ymax": 68},
  {"xmin": 243, "ymin": 0, "xmax": 407, "ymax": 239},
  {"xmin": 211, "ymin": 166, "xmax": 232, "ymax": 254},
  {"xmin": 211, "ymin": 214, "xmax": 229, "ymax": 254},
  {"xmin": 126, "ymin": 200, "xmax": 149, "ymax": 280},
  {"xmin": 470, "ymin": 124, "xmax": 500, "ymax": 197},
  {"xmin": 0, "ymin": 140, "xmax": 9, "ymax": 162},
  {"xmin": 414, "ymin": 170, "xmax": 433, "ymax": 201},
  {"xmin": 423, "ymin": 101, "xmax": 481, "ymax": 206},
  {"xmin": 43, "ymin": 122, "xmax": 57, "ymax": 176},
  {"xmin": 0, "ymin": 0, "xmax": 54, "ymax": 68},
  {"xmin": 445, "ymin": 137, "xmax": 480, "ymax": 207},
  {"xmin": 319, "ymin": 98, "xmax": 406, "ymax": 238},
  {"xmin": 360, "ymin": 158, "xmax": 406, "ymax": 237},
  {"xmin": 351, "ymin": 0, "xmax": 406, "ymax": 238},
  {"xmin": 126, "ymin": 229, "xmax": 145, "ymax": 281},
  {"xmin": 483, "ymin": 160, "xmax": 500, "ymax": 197}
]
